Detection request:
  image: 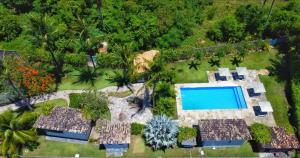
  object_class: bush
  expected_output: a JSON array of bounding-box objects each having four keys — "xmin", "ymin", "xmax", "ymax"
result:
[
  {"xmin": 177, "ymin": 127, "xmax": 197, "ymax": 143},
  {"xmin": 207, "ymin": 16, "xmax": 245, "ymax": 42},
  {"xmin": 292, "ymin": 82, "xmax": 300, "ymax": 137},
  {"xmin": 131, "ymin": 122, "xmax": 145, "ymax": 135},
  {"xmin": 144, "ymin": 115, "xmax": 178, "ymax": 150},
  {"xmin": 64, "ymin": 53, "xmax": 88, "ymax": 67},
  {"xmin": 249, "ymin": 123, "xmax": 271, "ymax": 144},
  {"xmin": 41, "ymin": 103, "xmax": 55, "ymax": 116},
  {"xmin": 153, "ymin": 97, "xmax": 176, "ymax": 118},
  {"xmin": 69, "ymin": 93, "xmax": 82, "ymax": 109}
]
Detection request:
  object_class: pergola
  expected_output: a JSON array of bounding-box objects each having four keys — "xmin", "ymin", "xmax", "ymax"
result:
[
  {"xmin": 252, "ymin": 82, "xmax": 266, "ymax": 94},
  {"xmin": 236, "ymin": 67, "xmax": 249, "ymax": 76},
  {"xmin": 258, "ymin": 101, "xmax": 273, "ymax": 113},
  {"xmin": 218, "ymin": 68, "xmax": 231, "ymax": 77}
]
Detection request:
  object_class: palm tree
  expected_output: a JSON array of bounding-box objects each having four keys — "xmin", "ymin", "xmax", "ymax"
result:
[
  {"xmin": 231, "ymin": 56, "xmax": 242, "ymax": 66},
  {"xmin": 208, "ymin": 57, "xmax": 221, "ymax": 67},
  {"xmin": 106, "ymin": 69, "xmax": 134, "ymax": 92},
  {"xmin": 0, "ymin": 110, "xmax": 38, "ymax": 157},
  {"xmin": 188, "ymin": 60, "xmax": 200, "ymax": 70}
]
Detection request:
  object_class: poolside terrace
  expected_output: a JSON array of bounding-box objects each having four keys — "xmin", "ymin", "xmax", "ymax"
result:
[{"xmin": 175, "ymin": 68, "xmax": 276, "ymax": 127}]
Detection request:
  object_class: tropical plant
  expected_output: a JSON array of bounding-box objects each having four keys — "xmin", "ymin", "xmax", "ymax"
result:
[
  {"xmin": 208, "ymin": 57, "xmax": 221, "ymax": 67},
  {"xmin": 0, "ymin": 109, "xmax": 38, "ymax": 157},
  {"xmin": 231, "ymin": 56, "xmax": 242, "ymax": 66},
  {"xmin": 188, "ymin": 60, "xmax": 200, "ymax": 70},
  {"xmin": 153, "ymin": 97, "xmax": 176, "ymax": 118},
  {"xmin": 143, "ymin": 115, "xmax": 178, "ymax": 150},
  {"xmin": 177, "ymin": 127, "xmax": 197, "ymax": 143},
  {"xmin": 249, "ymin": 123, "xmax": 272, "ymax": 144},
  {"xmin": 74, "ymin": 67, "xmax": 101, "ymax": 86},
  {"xmin": 106, "ymin": 70, "xmax": 133, "ymax": 92}
]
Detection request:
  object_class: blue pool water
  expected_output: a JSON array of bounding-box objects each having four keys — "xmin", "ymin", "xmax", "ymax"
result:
[{"xmin": 180, "ymin": 86, "xmax": 247, "ymax": 110}]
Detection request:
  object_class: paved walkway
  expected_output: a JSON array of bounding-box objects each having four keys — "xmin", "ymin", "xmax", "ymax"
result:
[{"xmin": 0, "ymin": 83, "xmax": 144, "ymax": 113}]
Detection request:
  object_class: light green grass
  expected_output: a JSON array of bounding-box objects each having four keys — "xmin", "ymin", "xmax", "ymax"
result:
[
  {"xmin": 169, "ymin": 51, "xmax": 276, "ymax": 83},
  {"xmin": 124, "ymin": 137, "xmax": 256, "ymax": 157},
  {"xmin": 34, "ymin": 99, "xmax": 68, "ymax": 114},
  {"xmin": 108, "ymin": 90, "xmax": 132, "ymax": 98},
  {"xmin": 24, "ymin": 137, "xmax": 105, "ymax": 157},
  {"xmin": 260, "ymin": 75, "xmax": 294, "ymax": 133},
  {"xmin": 132, "ymin": 136, "xmax": 145, "ymax": 154},
  {"xmin": 58, "ymin": 68, "xmax": 115, "ymax": 90}
]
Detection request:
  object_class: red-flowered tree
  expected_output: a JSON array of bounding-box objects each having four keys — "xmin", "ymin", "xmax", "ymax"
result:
[{"xmin": 14, "ymin": 60, "xmax": 54, "ymax": 97}]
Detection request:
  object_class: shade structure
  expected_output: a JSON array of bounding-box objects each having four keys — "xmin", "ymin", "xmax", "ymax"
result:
[
  {"xmin": 259, "ymin": 101, "xmax": 273, "ymax": 113},
  {"xmin": 252, "ymin": 82, "xmax": 266, "ymax": 93},
  {"xmin": 236, "ymin": 67, "xmax": 248, "ymax": 76},
  {"xmin": 218, "ymin": 68, "xmax": 231, "ymax": 77}
]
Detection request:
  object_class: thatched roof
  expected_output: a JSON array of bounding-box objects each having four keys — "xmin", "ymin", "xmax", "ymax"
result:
[
  {"xmin": 198, "ymin": 119, "xmax": 251, "ymax": 141},
  {"xmin": 133, "ymin": 50, "xmax": 158, "ymax": 73},
  {"xmin": 34, "ymin": 107, "xmax": 91, "ymax": 134},
  {"xmin": 96, "ymin": 120, "xmax": 131, "ymax": 144},
  {"xmin": 262, "ymin": 127, "xmax": 300, "ymax": 150}
]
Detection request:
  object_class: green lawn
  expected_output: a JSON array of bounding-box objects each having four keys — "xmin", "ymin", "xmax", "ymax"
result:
[
  {"xmin": 260, "ymin": 75, "xmax": 294, "ymax": 133},
  {"xmin": 25, "ymin": 136, "xmax": 256, "ymax": 157},
  {"xmin": 169, "ymin": 51, "xmax": 276, "ymax": 83},
  {"xmin": 58, "ymin": 68, "xmax": 115, "ymax": 90},
  {"xmin": 34, "ymin": 99, "xmax": 68, "ymax": 114},
  {"xmin": 24, "ymin": 137, "xmax": 105, "ymax": 157}
]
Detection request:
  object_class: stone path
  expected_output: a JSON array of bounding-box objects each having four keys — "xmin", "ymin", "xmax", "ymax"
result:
[{"xmin": 0, "ymin": 83, "xmax": 144, "ymax": 113}]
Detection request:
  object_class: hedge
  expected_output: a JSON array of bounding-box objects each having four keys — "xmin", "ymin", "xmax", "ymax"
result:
[
  {"xmin": 177, "ymin": 127, "xmax": 197, "ymax": 143},
  {"xmin": 292, "ymin": 82, "xmax": 300, "ymax": 137},
  {"xmin": 69, "ymin": 93, "xmax": 83, "ymax": 109},
  {"xmin": 249, "ymin": 123, "xmax": 271, "ymax": 144},
  {"xmin": 131, "ymin": 123, "xmax": 145, "ymax": 135}
]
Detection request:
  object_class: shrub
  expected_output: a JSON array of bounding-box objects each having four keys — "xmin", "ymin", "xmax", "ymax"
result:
[
  {"xmin": 64, "ymin": 53, "xmax": 88, "ymax": 67},
  {"xmin": 177, "ymin": 127, "xmax": 197, "ymax": 143},
  {"xmin": 131, "ymin": 122, "xmax": 145, "ymax": 135},
  {"xmin": 41, "ymin": 103, "xmax": 55, "ymax": 116},
  {"xmin": 153, "ymin": 97, "xmax": 176, "ymax": 118},
  {"xmin": 249, "ymin": 123, "xmax": 271, "ymax": 144},
  {"xmin": 207, "ymin": 16, "xmax": 245, "ymax": 42},
  {"xmin": 292, "ymin": 82, "xmax": 300, "ymax": 137},
  {"xmin": 69, "ymin": 93, "xmax": 83, "ymax": 109},
  {"xmin": 144, "ymin": 115, "xmax": 178, "ymax": 150}
]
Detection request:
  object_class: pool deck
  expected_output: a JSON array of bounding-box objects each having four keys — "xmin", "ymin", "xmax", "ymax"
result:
[{"xmin": 175, "ymin": 70, "xmax": 276, "ymax": 127}]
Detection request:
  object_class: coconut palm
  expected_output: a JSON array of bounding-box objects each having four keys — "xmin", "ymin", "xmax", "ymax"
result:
[
  {"xmin": 208, "ymin": 57, "xmax": 221, "ymax": 67},
  {"xmin": 107, "ymin": 69, "xmax": 134, "ymax": 92},
  {"xmin": 188, "ymin": 60, "xmax": 200, "ymax": 70},
  {"xmin": 231, "ymin": 56, "xmax": 242, "ymax": 66},
  {"xmin": 0, "ymin": 110, "xmax": 38, "ymax": 157}
]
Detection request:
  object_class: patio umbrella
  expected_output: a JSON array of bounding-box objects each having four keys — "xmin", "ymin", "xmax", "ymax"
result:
[
  {"xmin": 252, "ymin": 82, "xmax": 266, "ymax": 93},
  {"xmin": 236, "ymin": 67, "xmax": 248, "ymax": 76},
  {"xmin": 218, "ymin": 68, "xmax": 231, "ymax": 77},
  {"xmin": 258, "ymin": 101, "xmax": 273, "ymax": 113}
]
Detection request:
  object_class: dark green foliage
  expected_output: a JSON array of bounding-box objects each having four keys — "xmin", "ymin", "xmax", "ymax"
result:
[
  {"xmin": 177, "ymin": 127, "xmax": 197, "ymax": 143},
  {"xmin": 0, "ymin": 6, "xmax": 22, "ymax": 41},
  {"xmin": 64, "ymin": 53, "xmax": 88, "ymax": 67},
  {"xmin": 1, "ymin": 0, "xmax": 34, "ymax": 13},
  {"xmin": 292, "ymin": 82, "xmax": 300, "ymax": 137},
  {"xmin": 188, "ymin": 61, "xmax": 200, "ymax": 70},
  {"xmin": 249, "ymin": 123, "xmax": 271, "ymax": 144},
  {"xmin": 153, "ymin": 97, "xmax": 176, "ymax": 118},
  {"xmin": 25, "ymin": 141, "xmax": 40, "ymax": 151},
  {"xmin": 131, "ymin": 122, "xmax": 145, "ymax": 135},
  {"xmin": 74, "ymin": 67, "xmax": 101, "ymax": 86},
  {"xmin": 154, "ymin": 82, "xmax": 175, "ymax": 99},
  {"xmin": 69, "ymin": 93, "xmax": 82, "ymax": 109},
  {"xmin": 235, "ymin": 5, "xmax": 267, "ymax": 36},
  {"xmin": 207, "ymin": 16, "xmax": 245, "ymax": 42}
]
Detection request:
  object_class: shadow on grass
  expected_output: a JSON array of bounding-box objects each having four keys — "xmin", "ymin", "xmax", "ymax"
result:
[{"xmin": 73, "ymin": 67, "xmax": 102, "ymax": 86}]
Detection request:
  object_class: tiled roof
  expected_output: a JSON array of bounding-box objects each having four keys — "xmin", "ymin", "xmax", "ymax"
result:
[
  {"xmin": 96, "ymin": 120, "xmax": 131, "ymax": 144},
  {"xmin": 198, "ymin": 119, "xmax": 251, "ymax": 141},
  {"xmin": 262, "ymin": 127, "xmax": 300, "ymax": 150},
  {"xmin": 34, "ymin": 107, "xmax": 91, "ymax": 134}
]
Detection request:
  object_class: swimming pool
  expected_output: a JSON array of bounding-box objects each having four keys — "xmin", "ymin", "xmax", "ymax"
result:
[{"xmin": 180, "ymin": 86, "xmax": 247, "ymax": 110}]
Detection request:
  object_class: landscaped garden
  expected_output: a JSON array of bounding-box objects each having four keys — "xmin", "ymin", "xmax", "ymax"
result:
[{"xmin": 1, "ymin": 0, "xmax": 300, "ymax": 157}]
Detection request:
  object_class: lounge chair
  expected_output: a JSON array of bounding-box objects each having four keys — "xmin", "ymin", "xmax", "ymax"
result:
[
  {"xmin": 247, "ymin": 88, "xmax": 261, "ymax": 97},
  {"xmin": 232, "ymin": 72, "xmax": 245, "ymax": 80},
  {"xmin": 214, "ymin": 73, "xmax": 227, "ymax": 81},
  {"xmin": 253, "ymin": 106, "xmax": 267, "ymax": 116}
]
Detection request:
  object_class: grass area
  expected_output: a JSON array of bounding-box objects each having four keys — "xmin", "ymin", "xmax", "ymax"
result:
[
  {"xmin": 124, "ymin": 136, "xmax": 257, "ymax": 157},
  {"xmin": 169, "ymin": 50, "xmax": 276, "ymax": 83},
  {"xmin": 34, "ymin": 99, "xmax": 68, "ymax": 114},
  {"xmin": 108, "ymin": 90, "xmax": 132, "ymax": 98},
  {"xmin": 25, "ymin": 136, "xmax": 256, "ymax": 157},
  {"xmin": 260, "ymin": 75, "xmax": 294, "ymax": 133},
  {"xmin": 58, "ymin": 68, "xmax": 115, "ymax": 90},
  {"xmin": 24, "ymin": 137, "xmax": 105, "ymax": 157}
]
